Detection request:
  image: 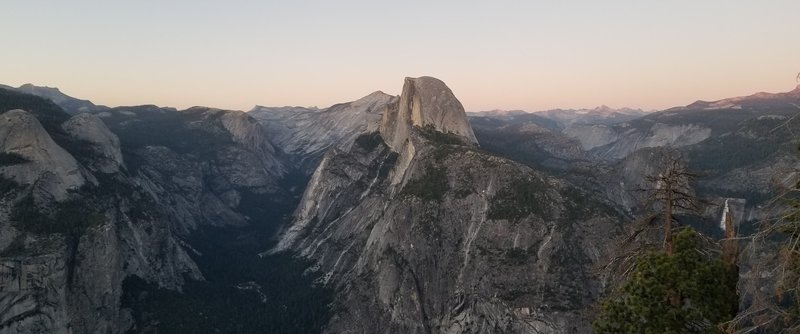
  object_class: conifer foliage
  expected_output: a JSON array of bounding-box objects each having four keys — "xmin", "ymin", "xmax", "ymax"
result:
[{"xmin": 594, "ymin": 227, "xmax": 739, "ymax": 333}]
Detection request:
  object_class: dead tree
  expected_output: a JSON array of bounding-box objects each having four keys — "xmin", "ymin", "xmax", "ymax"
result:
[
  {"xmin": 643, "ymin": 153, "xmax": 703, "ymax": 255},
  {"xmin": 598, "ymin": 151, "xmax": 705, "ymax": 287}
]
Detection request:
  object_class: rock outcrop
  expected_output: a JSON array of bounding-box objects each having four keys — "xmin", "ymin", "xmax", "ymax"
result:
[
  {"xmin": 0, "ymin": 109, "xmax": 85, "ymax": 200},
  {"xmin": 555, "ymin": 120, "xmax": 713, "ymax": 159},
  {"xmin": 61, "ymin": 113, "xmax": 125, "ymax": 173},
  {"xmin": 379, "ymin": 76, "xmax": 477, "ymax": 152},
  {"xmin": 185, "ymin": 107, "xmax": 287, "ymax": 188}
]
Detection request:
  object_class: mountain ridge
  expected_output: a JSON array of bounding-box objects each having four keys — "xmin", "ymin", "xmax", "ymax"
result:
[{"xmin": 681, "ymin": 84, "xmax": 800, "ymax": 110}]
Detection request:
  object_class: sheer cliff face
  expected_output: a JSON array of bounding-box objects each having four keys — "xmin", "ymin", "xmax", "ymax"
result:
[
  {"xmin": 379, "ymin": 76, "xmax": 477, "ymax": 152},
  {"xmin": 276, "ymin": 77, "xmax": 621, "ymax": 333},
  {"xmin": 0, "ymin": 107, "xmax": 201, "ymax": 334},
  {"xmin": 0, "ymin": 110, "xmax": 86, "ymax": 201}
]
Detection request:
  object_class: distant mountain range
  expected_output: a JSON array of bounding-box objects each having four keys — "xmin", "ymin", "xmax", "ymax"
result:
[
  {"xmin": 680, "ymin": 84, "xmax": 800, "ymax": 110},
  {"xmin": 470, "ymin": 106, "xmax": 649, "ymax": 129}
]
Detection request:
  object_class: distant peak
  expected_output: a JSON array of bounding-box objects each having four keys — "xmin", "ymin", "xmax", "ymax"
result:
[
  {"xmin": 356, "ymin": 90, "xmax": 393, "ymax": 102},
  {"xmin": 19, "ymin": 83, "xmax": 60, "ymax": 92},
  {"xmin": 367, "ymin": 90, "xmax": 389, "ymax": 97},
  {"xmin": 349, "ymin": 91, "xmax": 394, "ymax": 111}
]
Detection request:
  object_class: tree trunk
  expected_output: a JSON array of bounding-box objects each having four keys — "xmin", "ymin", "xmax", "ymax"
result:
[{"xmin": 664, "ymin": 184, "xmax": 674, "ymax": 255}]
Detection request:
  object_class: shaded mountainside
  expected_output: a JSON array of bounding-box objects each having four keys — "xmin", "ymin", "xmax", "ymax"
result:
[
  {"xmin": 0, "ymin": 88, "xmax": 332, "ymax": 334},
  {"xmin": 275, "ymin": 77, "xmax": 624, "ymax": 333},
  {"xmin": 470, "ymin": 115, "xmax": 585, "ymax": 172},
  {"xmin": 471, "ymin": 85, "xmax": 800, "ymax": 261},
  {"xmin": 570, "ymin": 100, "xmax": 800, "ymax": 207}
]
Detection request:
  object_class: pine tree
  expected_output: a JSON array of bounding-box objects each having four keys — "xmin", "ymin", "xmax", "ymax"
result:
[{"xmin": 594, "ymin": 227, "xmax": 739, "ymax": 333}]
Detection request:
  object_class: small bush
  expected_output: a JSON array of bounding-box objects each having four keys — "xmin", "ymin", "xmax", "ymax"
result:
[
  {"xmin": 488, "ymin": 177, "xmax": 549, "ymax": 220},
  {"xmin": 0, "ymin": 152, "xmax": 29, "ymax": 166},
  {"xmin": 354, "ymin": 132, "xmax": 384, "ymax": 151},
  {"xmin": 0, "ymin": 175, "xmax": 19, "ymax": 196},
  {"xmin": 417, "ymin": 124, "xmax": 467, "ymax": 146},
  {"xmin": 502, "ymin": 247, "xmax": 530, "ymax": 266},
  {"xmin": 11, "ymin": 195, "xmax": 105, "ymax": 237},
  {"xmin": 401, "ymin": 165, "xmax": 449, "ymax": 201},
  {"xmin": 0, "ymin": 237, "xmax": 26, "ymax": 257},
  {"xmin": 10, "ymin": 195, "xmax": 51, "ymax": 233}
]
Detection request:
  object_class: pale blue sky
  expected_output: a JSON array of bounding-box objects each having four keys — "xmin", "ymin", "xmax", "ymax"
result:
[{"xmin": 1, "ymin": 1, "xmax": 798, "ymax": 111}]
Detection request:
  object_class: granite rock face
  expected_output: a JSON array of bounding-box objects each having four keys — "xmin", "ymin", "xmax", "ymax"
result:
[
  {"xmin": 275, "ymin": 77, "xmax": 621, "ymax": 333},
  {"xmin": 249, "ymin": 91, "xmax": 394, "ymax": 174},
  {"xmin": 61, "ymin": 113, "xmax": 125, "ymax": 173},
  {"xmin": 379, "ymin": 76, "xmax": 477, "ymax": 152},
  {"xmin": 0, "ymin": 109, "xmax": 86, "ymax": 201},
  {"xmin": 0, "ymin": 198, "xmax": 202, "ymax": 334}
]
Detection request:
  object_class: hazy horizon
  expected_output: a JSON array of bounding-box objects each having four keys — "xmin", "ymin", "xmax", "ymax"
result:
[{"xmin": 2, "ymin": 0, "xmax": 798, "ymax": 112}]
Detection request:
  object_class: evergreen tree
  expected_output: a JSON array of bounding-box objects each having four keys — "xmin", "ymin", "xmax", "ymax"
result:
[{"xmin": 594, "ymin": 227, "xmax": 739, "ymax": 333}]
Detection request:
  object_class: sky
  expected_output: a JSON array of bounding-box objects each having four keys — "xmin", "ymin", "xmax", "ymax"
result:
[{"xmin": 1, "ymin": 0, "xmax": 798, "ymax": 112}]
